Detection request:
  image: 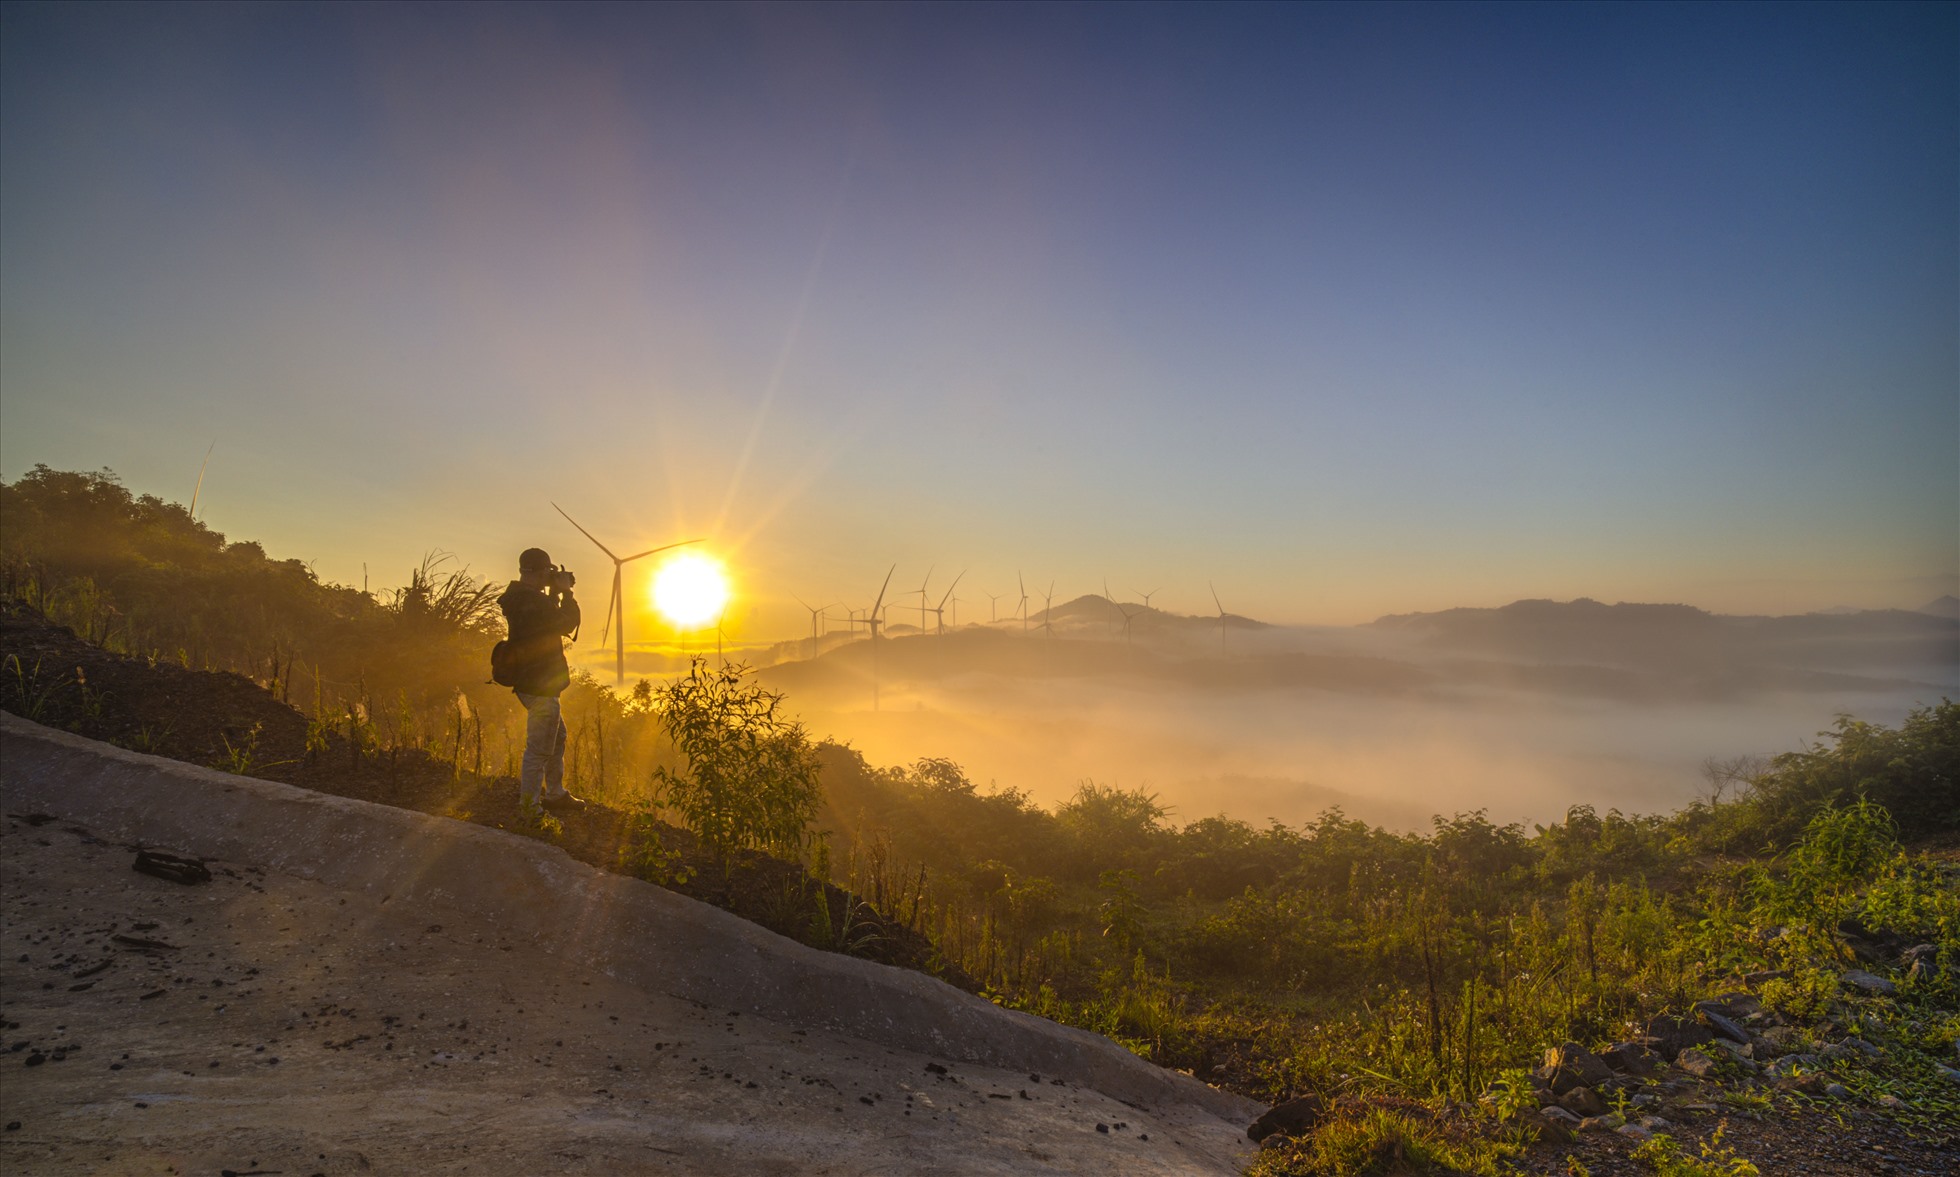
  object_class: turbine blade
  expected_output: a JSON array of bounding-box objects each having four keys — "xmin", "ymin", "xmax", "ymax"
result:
[
  {"xmin": 620, "ymin": 538, "xmax": 702, "ymax": 564},
  {"xmin": 937, "ymin": 568, "xmax": 966, "ymax": 608},
  {"xmin": 601, "ymin": 569, "xmax": 620, "ymax": 645},
  {"xmin": 552, "ymin": 503, "xmax": 619, "ymax": 561},
  {"xmin": 870, "ymin": 564, "xmax": 896, "ymax": 613},
  {"xmin": 1210, "ymin": 581, "xmax": 1223, "ymax": 614}
]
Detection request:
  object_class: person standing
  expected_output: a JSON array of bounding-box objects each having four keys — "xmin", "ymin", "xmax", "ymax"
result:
[{"xmin": 498, "ymin": 547, "xmax": 582, "ymax": 809}]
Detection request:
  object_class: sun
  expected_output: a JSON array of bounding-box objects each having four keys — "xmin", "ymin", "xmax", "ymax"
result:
[{"xmin": 652, "ymin": 552, "xmax": 729, "ymax": 628}]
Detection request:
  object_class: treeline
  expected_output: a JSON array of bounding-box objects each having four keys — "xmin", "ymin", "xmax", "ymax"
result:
[{"xmin": 0, "ymin": 464, "xmax": 686, "ymax": 791}]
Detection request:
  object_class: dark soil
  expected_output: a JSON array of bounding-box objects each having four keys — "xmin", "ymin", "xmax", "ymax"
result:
[{"xmin": 0, "ymin": 600, "xmax": 970, "ymax": 990}]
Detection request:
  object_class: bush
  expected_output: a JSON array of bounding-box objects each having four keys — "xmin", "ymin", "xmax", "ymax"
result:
[{"xmin": 649, "ymin": 658, "xmax": 822, "ymax": 867}]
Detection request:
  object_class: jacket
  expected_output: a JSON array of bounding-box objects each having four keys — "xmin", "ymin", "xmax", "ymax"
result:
[{"xmin": 497, "ymin": 581, "xmax": 581, "ymax": 697}]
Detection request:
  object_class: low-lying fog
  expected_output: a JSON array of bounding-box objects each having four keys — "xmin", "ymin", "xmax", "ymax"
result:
[{"xmin": 595, "ymin": 597, "xmax": 1959, "ymax": 832}]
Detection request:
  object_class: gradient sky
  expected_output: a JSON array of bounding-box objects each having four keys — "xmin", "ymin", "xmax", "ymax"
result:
[{"xmin": 4, "ymin": 1, "xmax": 1955, "ymax": 641}]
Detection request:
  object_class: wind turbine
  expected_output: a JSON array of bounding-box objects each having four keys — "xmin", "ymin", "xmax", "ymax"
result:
[
  {"xmin": 1017, "ymin": 573, "xmax": 1031, "ymax": 633},
  {"xmin": 1135, "ymin": 587, "xmax": 1160, "ymax": 609},
  {"xmin": 865, "ymin": 565, "xmax": 896, "ymax": 710},
  {"xmin": 553, "ymin": 503, "xmax": 700, "ymax": 687},
  {"xmin": 907, "ymin": 566, "xmax": 935, "ymax": 635},
  {"xmin": 1210, "ymin": 581, "xmax": 1230, "ymax": 657},
  {"xmin": 929, "ymin": 570, "xmax": 965, "ymax": 635},
  {"xmin": 790, "ymin": 594, "xmax": 836, "ymax": 660},
  {"xmin": 1105, "ymin": 579, "xmax": 1142, "ymax": 644},
  {"xmin": 1039, "ymin": 582, "xmax": 1056, "ymax": 640},
  {"xmin": 188, "ymin": 441, "xmax": 215, "ymax": 522},
  {"xmin": 985, "ymin": 590, "xmax": 1003, "ymax": 623}
]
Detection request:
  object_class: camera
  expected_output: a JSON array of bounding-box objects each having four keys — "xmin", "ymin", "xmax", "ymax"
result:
[{"xmin": 547, "ymin": 565, "xmax": 576, "ymax": 593}]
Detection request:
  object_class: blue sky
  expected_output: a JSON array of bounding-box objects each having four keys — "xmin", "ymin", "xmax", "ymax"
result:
[{"xmin": 3, "ymin": 1, "xmax": 1954, "ymax": 634}]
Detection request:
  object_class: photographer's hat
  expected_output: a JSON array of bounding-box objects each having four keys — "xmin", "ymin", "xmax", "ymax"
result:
[{"xmin": 519, "ymin": 547, "xmax": 552, "ymax": 572}]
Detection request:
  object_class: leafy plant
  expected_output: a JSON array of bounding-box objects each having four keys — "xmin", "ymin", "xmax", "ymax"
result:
[
  {"xmin": 1629, "ymin": 1126, "xmax": 1761, "ymax": 1177},
  {"xmin": 647, "ymin": 658, "xmax": 822, "ymax": 870}
]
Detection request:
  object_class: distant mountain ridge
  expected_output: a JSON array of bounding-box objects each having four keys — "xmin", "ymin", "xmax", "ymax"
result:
[{"xmin": 1370, "ymin": 597, "xmax": 1958, "ymax": 675}]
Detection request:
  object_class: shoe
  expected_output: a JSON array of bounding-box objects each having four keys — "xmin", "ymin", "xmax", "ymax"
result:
[{"xmin": 542, "ymin": 792, "xmax": 584, "ymax": 809}]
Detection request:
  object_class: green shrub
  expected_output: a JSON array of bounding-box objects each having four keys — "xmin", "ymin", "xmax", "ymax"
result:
[{"xmin": 648, "ymin": 657, "xmax": 822, "ymax": 868}]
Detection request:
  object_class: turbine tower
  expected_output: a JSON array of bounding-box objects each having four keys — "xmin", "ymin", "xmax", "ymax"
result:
[
  {"xmin": 1017, "ymin": 573, "xmax": 1031, "ymax": 632},
  {"xmin": 553, "ymin": 503, "xmax": 700, "ymax": 687},
  {"xmin": 985, "ymin": 590, "xmax": 1003, "ymax": 623}
]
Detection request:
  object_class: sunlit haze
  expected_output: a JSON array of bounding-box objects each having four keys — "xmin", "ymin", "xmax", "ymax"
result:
[{"xmin": 3, "ymin": 4, "xmax": 1954, "ymax": 822}]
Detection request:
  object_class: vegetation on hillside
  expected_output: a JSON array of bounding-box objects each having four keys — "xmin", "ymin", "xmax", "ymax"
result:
[{"xmin": 5, "ymin": 465, "xmax": 1957, "ymax": 1174}]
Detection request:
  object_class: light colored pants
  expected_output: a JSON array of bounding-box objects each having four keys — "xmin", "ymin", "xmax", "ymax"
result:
[{"xmin": 515, "ymin": 692, "xmax": 568, "ymax": 804}]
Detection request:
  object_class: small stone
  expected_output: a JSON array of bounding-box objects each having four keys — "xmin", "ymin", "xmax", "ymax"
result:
[
  {"xmin": 1676, "ymin": 1048, "xmax": 1718, "ymax": 1078},
  {"xmin": 1577, "ymin": 1113, "xmax": 1625, "ymax": 1133},
  {"xmin": 1524, "ymin": 1108, "xmax": 1576, "ymax": 1143},
  {"xmin": 1559, "ymin": 1086, "xmax": 1608, "ymax": 1118},
  {"xmin": 1247, "ymin": 1095, "xmax": 1323, "ymax": 1144},
  {"xmin": 1742, "ymin": 968, "xmax": 1791, "ymax": 986},
  {"xmin": 1095, "ymin": 1123, "xmax": 1109, "ymax": 1134},
  {"xmin": 1601, "ymin": 1041, "xmax": 1658, "ymax": 1077},
  {"xmin": 1616, "ymin": 1123, "xmax": 1654, "ymax": 1143},
  {"xmin": 1824, "ymin": 1083, "xmax": 1851, "ymax": 1098},
  {"xmin": 1541, "ymin": 1042, "xmax": 1615, "ymax": 1094},
  {"xmin": 1699, "ymin": 1008, "xmax": 1750, "ymax": 1044},
  {"xmin": 1538, "ymin": 1105, "xmax": 1584, "ymax": 1127},
  {"xmin": 1841, "ymin": 970, "xmax": 1897, "ymax": 996},
  {"xmin": 1876, "ymin": 1094, "xmax": 1906, "ymax": 1109},
  {"xmin": 1935, "ymin": 1063, "xmax": 1960, "ymax": 1085}
]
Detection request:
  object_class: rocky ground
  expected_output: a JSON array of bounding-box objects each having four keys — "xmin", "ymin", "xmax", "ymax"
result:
[{"xmin": 0, "ymin": 812, "xmax": 1255, "ymax": 1175}]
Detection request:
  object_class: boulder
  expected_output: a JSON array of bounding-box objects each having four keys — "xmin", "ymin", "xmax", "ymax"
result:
[
  {"xmin": 1774, "ymin": 1072, "xmax": 1828, "ymax": 1095},
  {"xmin": 1640, "ymin": 1014, "xmax": 1714, "ymax": 1061},
  {"xmin": 1577, "ymin": 1112, "xmax": 1625, "ymax": 1133},
  {"xmin": 1601, "ymin": 1041, "xmax": 1658, "ymax": 1077},
  {"xmin": 1935, "ymin": 1063, "xmax": 1960, "ymax": 1086},
  {"xmin": 1538, "ymin": 1105, "xmax": 1584, "ymax": 1128},
  {"xmin": 1675, "ymin": 1048, "xmax": 1718, "ymax": 1078},
  {"xmin": 1247, "ymin": 1094, "xmax": 1323, "ymax": 1144},
  {"xmin": 1558, "ymin": 1086, "xmax": 1608, "ymax": 1118},
  {"xmin": 1616, "ymin": 1123, "xmax": 1654, "ymax": 1143},
  {"xmin": 1540, "ymin": 1042, "xmax": 1615, "ymax": 1094},
  {"xmin": 1841, "ymin": 969, "xmax": 1897, "ymax": 996}
]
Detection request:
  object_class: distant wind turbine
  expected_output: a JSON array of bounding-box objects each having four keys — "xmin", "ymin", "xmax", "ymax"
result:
[
  {"xmin": 985, "ymin": 590, "xmax": 1003, "ymax": 623},
  {"xmin": 1017, "ymin": 572, "xmax": 1031, "ymax": 633},
  {"xmin": 553, "ymin": 503, "xmax": 700, "ymax": 687},
  {"xmin": 1105, "ymin": 579, "xmax": 1142, "ymax": 644},
  {"xmin": 1135, "ymin": 587, "xmax": 1160, "ymax": 609},
  {"xmin": 907, "ymin": 566, "xmax": 935, "ymax": 635},
  {"xmin": 1210, "ymin": 581, "xmax": 1230, "ymax": 656},
  {"xmin": 928, "ymin": 570, "xmax": 965, "ymax": 635},
  {"xmin": 1039, "ymin": 581, "xmax": 1056, "ymax": 641},
  {"xmin": 790, "ymin": 594, "xmax": 836, "ymax": 660},
  {"xmin": 865, "ymin": 565, "xmax": 896, "ymax": 710},
  {"xmin": 188, "ymin": 441, "xmax": 215, "ymax": 522}
]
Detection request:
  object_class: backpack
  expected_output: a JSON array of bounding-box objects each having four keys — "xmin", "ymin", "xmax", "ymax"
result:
[{"xmin": 489, "ymin": 639, "xmax": 518, "ymax": 687}]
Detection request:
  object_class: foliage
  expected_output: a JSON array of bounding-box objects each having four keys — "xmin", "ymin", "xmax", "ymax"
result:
[
  {"xmin": 1629, "ymin": 1127, "xmax": 1762, "ymax": 1177},
  {"xmin": 1247, "ymin": 1106, "xmax": 1504, "ymax": 1176},
  {"xmin": 648, "ymin": 657, "xmax": 822, "ymax": 867}
]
